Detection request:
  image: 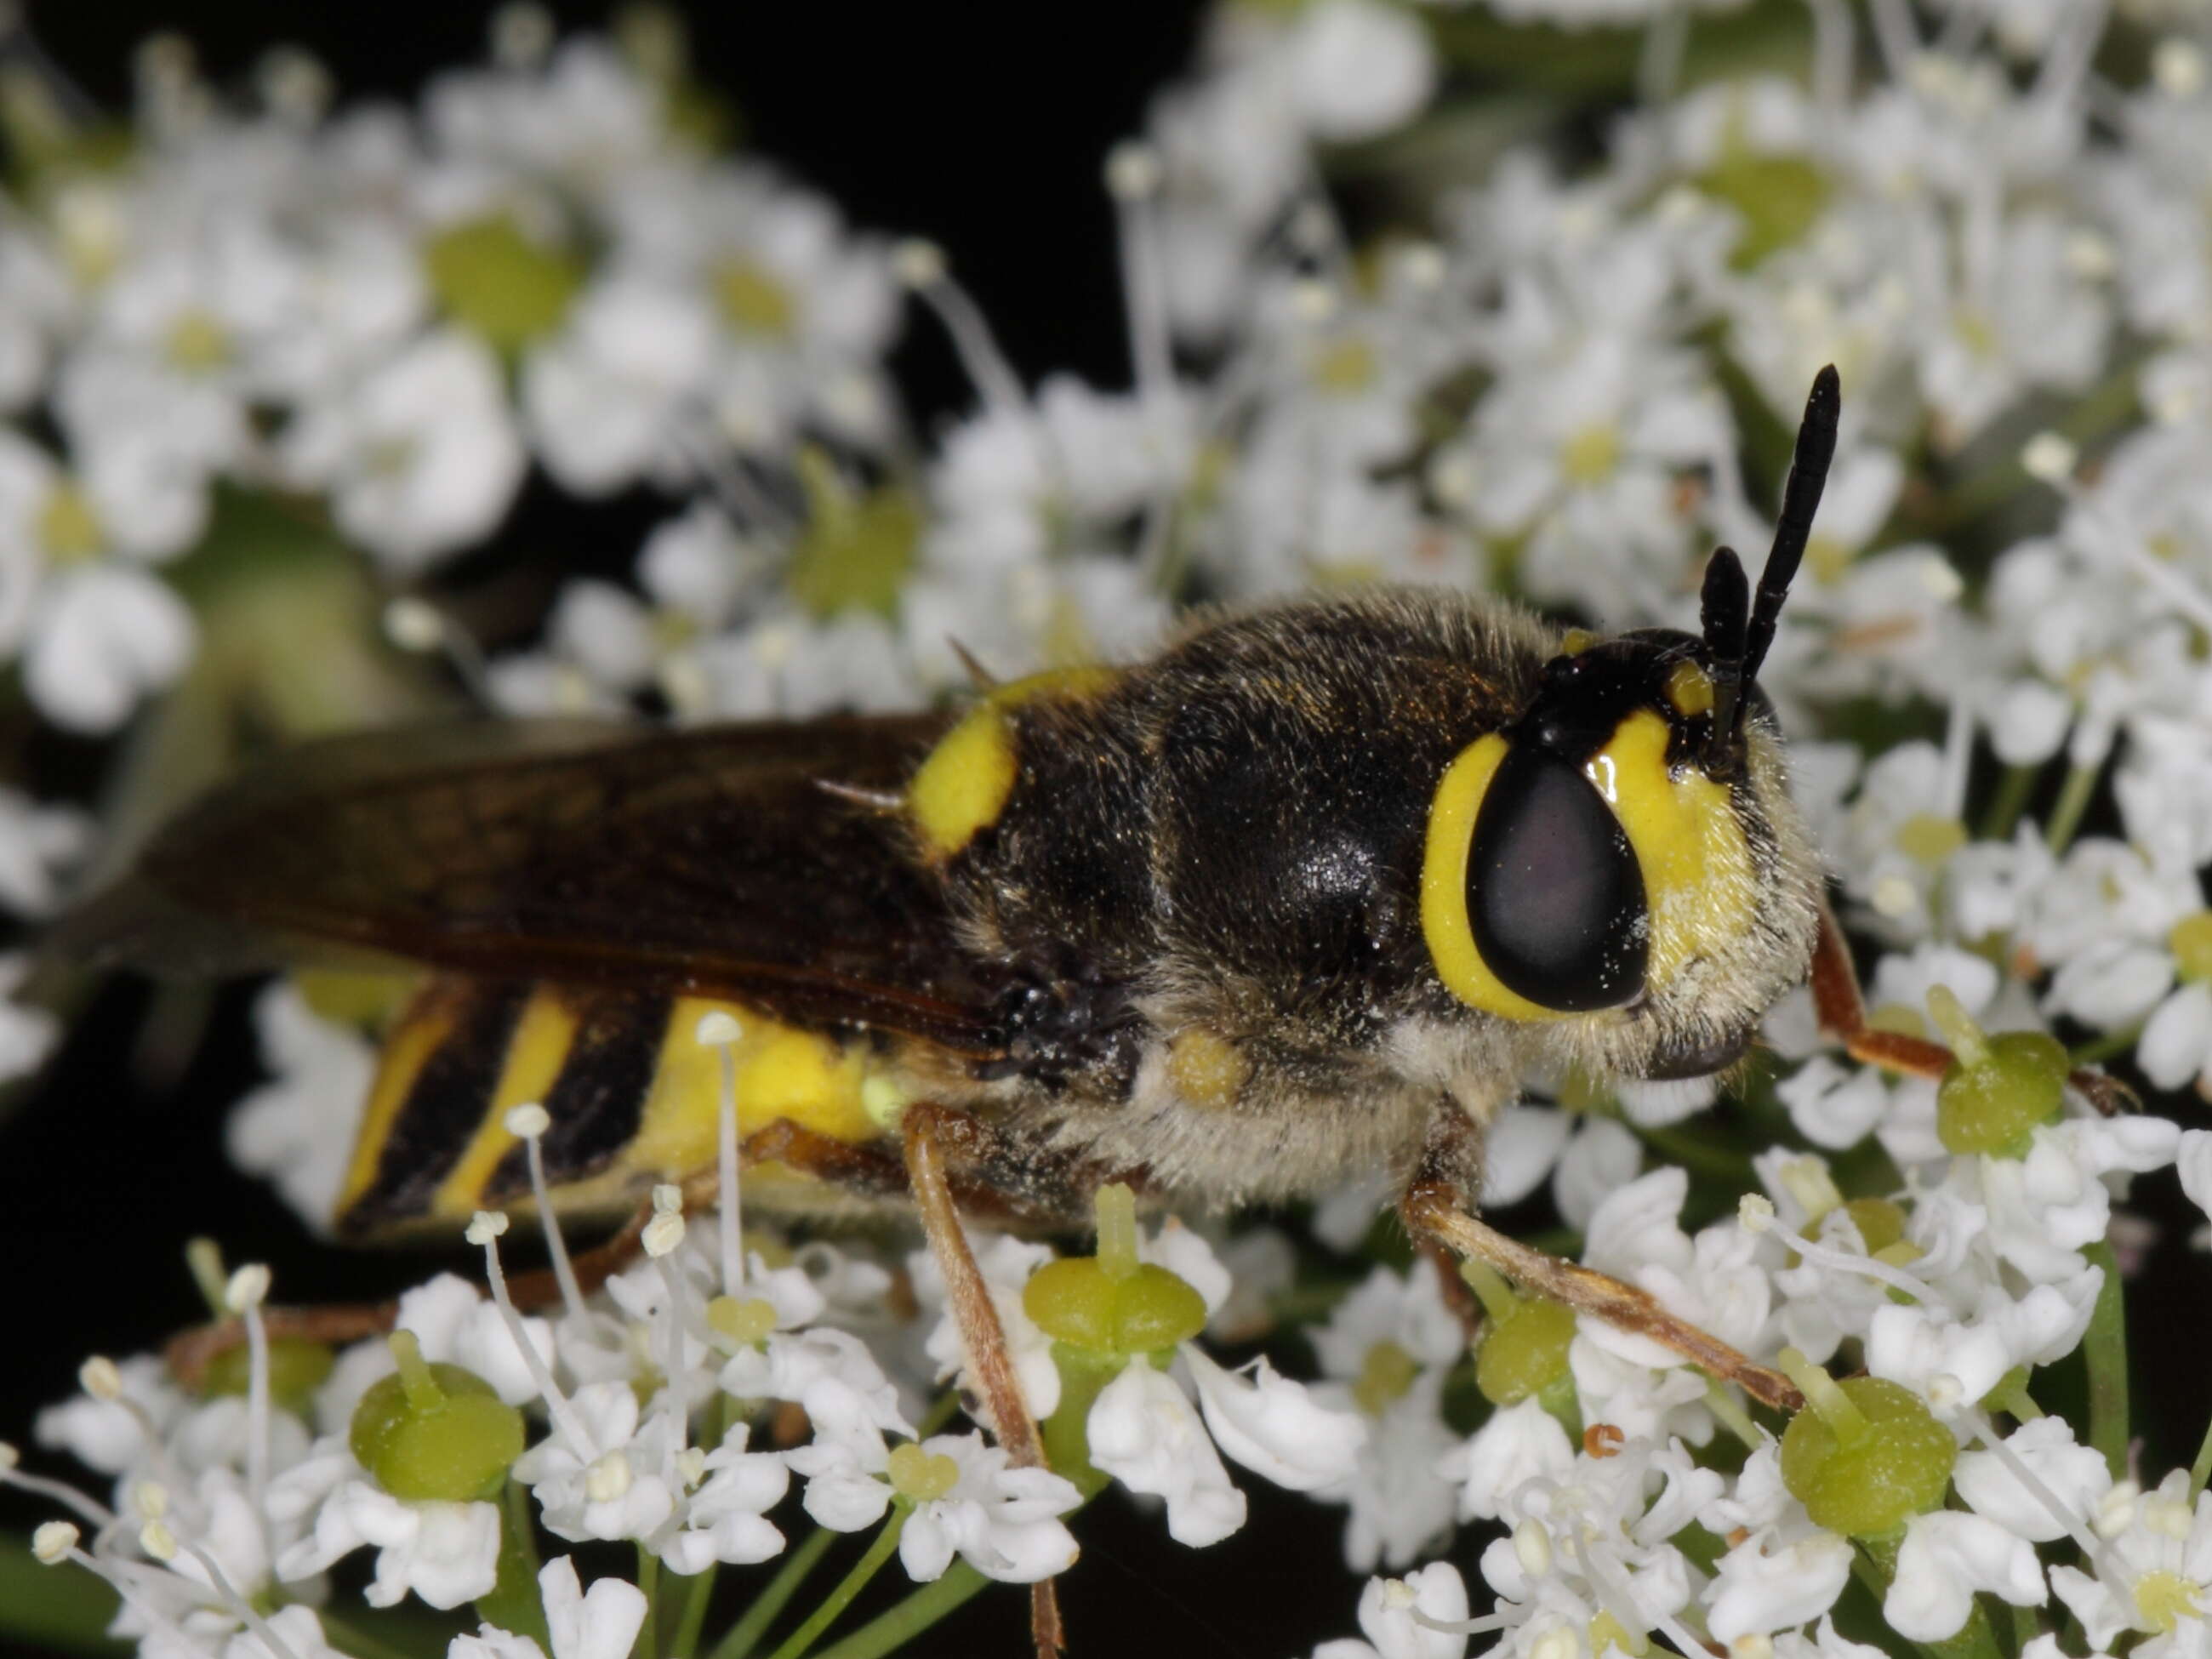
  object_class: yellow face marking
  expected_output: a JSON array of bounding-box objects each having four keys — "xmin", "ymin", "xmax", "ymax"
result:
[
  {"xmin": 907, "ymin": 666, "xmax": 1120, "ymax": 859},
  {"xmin": 1420, "ymin": 735, "xmax": 1559, "ymax": 1023},
  {"xmin": 339, "ymin": 993, "xmax": 459, "ymax": 1216},
  {"xmin": 1585, "ymin": 710, "xmax": 1754, "ymax": 993},
  {"xmin": 431, "ymin": 988, "xmax": 580, "ymax": 1214},
  {"xmin": 1558, "ymin": 629, "xmax": 1599, "ymax": 657},
  {"xmin": 1166, "ymin": 1029, "xmax": 1251, "ymax": 1110},
  {"xmin": 620, "ymin": 997, "xmax": 883, "ymax": 1187},
  {"xmin": 1665, "ymin": 660, "xmax": 1714, "ymax": 718}
]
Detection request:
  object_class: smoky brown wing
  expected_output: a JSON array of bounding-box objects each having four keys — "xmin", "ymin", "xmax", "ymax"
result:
[{"xmin": 58, "ymin": 714, "xmax": 1008, "ymax": 1052}]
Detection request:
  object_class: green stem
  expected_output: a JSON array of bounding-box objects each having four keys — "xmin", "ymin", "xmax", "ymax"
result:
[
  {"xmin": 673, "ymin": 1563, "xmax": 721, "ymax": 1659},
  {"xmin": 2068, "ymin": 1025, "xmax": 2141, "ymax": 1067},
  {"xmin": 2189, "ymin": 1406, "xmax": 2212, "ymax": 1502},
  {"xmin": 1856, "ymin": 1534, "xmax": 2008, "ymax": 1659},
  {"xmin": 474, "ymin": 1479, "xmax": 550, "ymax": 1651},
  {"xmin": 1924, "ymin": 353, "xmax": 2145, "ymax": 531},
  {"xmin": 1980, "ymin": 764, "xmax": 2040, "ymax": 844},
  {"xmin": 316, "ymin": 1612, "xmax": 426, "ymax": 1659},
  {"xmin": 709, "ymin": 1526, "xmax": 837, "ymax": 1659},
  {"xmin": 762, "ymin": 1510, "xmax": 908, "ymax": 1659},
  {"xmin": 1632, "ymin": 1119, "xmax": 1759, "ymax": 1186},
  {"xmin": 1991, "ymin": 1377, "xmax": 2044, "ymax": 1423},
  {"xmin": 807, "ymin": 1564, "xmax": 989, "ymax": 1659},
  {"xmin": 2043, "ymin": 761, "xmax": 2101, "ymax": 858},
  {"xmin": 1703, "ymin": 1379, "xmax": 1766, "ymax": 1451},
  {"xmin": 636, "ymin": 1548, "xmax": 661, "ymax": 1659},
  {"xmin": 2083, "ymin": 1241, "xmax": 2130, "ymax": 1481},
  {"xmin": 915, "ymin": 1389, "xmax": 963, "ymax": 1438}
]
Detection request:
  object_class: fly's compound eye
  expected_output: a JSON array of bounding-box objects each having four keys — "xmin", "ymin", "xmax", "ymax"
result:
[{"xmin": 1466, "ymin": 746, "xmax": 1648, "ymax": 1012}]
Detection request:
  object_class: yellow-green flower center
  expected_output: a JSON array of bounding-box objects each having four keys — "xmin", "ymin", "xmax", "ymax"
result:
[
  {"xmin": 164, "ymin": 309, "xmax": 230, "ymax": 373},
  {"xmin": 714, "ymin": 258, "xmax": 796, "ymax": 338},
  {"xmin": 424, "ymin": 215, "xmax": 583, "ymax": 354},
  {"xmin": 1895, "ymin": 813, "xmax": 1967, "ymax": 867},
  {"xmin": 1561, "ymin": 423, "xmax": 1620, "ymax": 486},
  {"xmin": 788, "ymin": 449, "xmax": 920, "ymax": 618},
  {"xmin": 707, "ymin": 1295, "xmax": 779, "ymax": 1346},
  {"xmin": 1309, "ymin": 336, "xmax": 1377, "ymax": 396},
  {"xmin": 37, "ymin": 482, "xmax": 102, "ymax": 564},
  {"xmin": 887, "ymin": 1442, "xmax": 961, "ymax": 1503},
  {"xmin": 2135, "ymin": 1570, "xmax": 2201, "ymax": 1634},
  {"xmin": 1351, "ymin": 1340, "xmax": 1420, "ymax": 1417},
  {"xmin": 2170, "ymin": 911, "xmax": 2212, "ymax": 983}
]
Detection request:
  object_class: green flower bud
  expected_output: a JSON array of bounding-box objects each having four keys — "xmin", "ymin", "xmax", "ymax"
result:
[
  {"xmin": 201, "ymin": 1337, "xmax": 335, "ymax": 1417},
  {"xmin": 350, "ymin": 1332, "xmax": 525, "ymax": 1503},
  {"xmin": 1926, "ymin": 985, "xmax": 2067, "ymax": 1157},
  {"xmin": 1778, "ymin": 1359, "xmax": 1955, "ymax": 1538},
  {"xmin": 1023, "ymin": 1259, "xmax": 1206, "ymax": 1356},
  {"xmin": 1475, "ymin": 1298, "xmax": 1577, "ymax": 1407}
]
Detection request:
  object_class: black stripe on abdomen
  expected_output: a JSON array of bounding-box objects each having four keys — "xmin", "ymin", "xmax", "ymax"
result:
[
  {"xmin": 482, "ymin": 989, "xmax": 668, "ymax": 1203},
  {"xmin": 344, "ymin": 982, "xmax": 528, "ymax": 1233}
]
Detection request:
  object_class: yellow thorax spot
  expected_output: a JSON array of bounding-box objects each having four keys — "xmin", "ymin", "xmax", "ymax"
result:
[
  {"xmin": 1587, "ymin": 710, "xmax": 1754, "ymax": 994},
  {"xmin": 1558, "ymin": 627, "xmax": 1599, "ymax": 657},
  {"xmin": 1166, "ymin": 1028, "xmax": 1250, "ymax": 1111},
  {"xmin": 907, "ymin": 666, "xmax": 1119, "ymax": 859}
]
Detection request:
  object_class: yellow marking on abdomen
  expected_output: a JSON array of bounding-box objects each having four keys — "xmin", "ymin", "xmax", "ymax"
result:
[
  {"xmin": 430, "ymin": 988, "xmax": 580, "ymax": 1214},
  {"xmin": 616, "ymin": 996, "xmax": 887, "ymax": 1186},
  {"xmin": 339, "ymin": 990, "xmax": 459, "ymax": 1216}
]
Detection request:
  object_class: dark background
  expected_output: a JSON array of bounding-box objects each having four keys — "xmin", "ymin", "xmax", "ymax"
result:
[{"xmin": 3, "ymin": 4, "xmax": 2209, "ymax": 1657}]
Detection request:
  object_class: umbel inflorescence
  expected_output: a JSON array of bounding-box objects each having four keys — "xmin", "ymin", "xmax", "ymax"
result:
[{"xmin": 4, "ymin": 3, "xmax": 2212, "ymax": 1658}]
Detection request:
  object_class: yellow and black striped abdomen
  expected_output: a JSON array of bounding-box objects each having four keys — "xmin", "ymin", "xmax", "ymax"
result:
[{"xmin": 336, "ymin": 977, "xmax": 898, "ymax": 1239}]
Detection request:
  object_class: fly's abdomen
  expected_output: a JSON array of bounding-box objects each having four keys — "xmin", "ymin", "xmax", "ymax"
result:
[{"xmin": 334, "ymin": 976, "xmax": 898, "ymax": 1238}]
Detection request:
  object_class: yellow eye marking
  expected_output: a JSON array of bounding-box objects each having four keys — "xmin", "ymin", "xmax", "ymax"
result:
[
  {"xmin": 1419, "ymin": 735, "xmax": 1557, "ymax": 1023},
  {"xmin": 1166, "ymin": 1028, "xmax": 1251, "ymax": 1110},
  {"xmin": 1589, "ymin": 710, "xmax": 1754, "ymax": 993},
  {"xmin": 908, "ymin": 666, "xmax": 1120, "ymax": 859},
  {"xmin": 1666, "ymin": 659, "xmax": 1715, "ymax": 718}
]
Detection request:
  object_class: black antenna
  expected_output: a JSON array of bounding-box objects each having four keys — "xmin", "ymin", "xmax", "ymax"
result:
[
  {"xmin": 1741, "ymin": 363, "xmax": 1840, "ymax": 686},
  {"xmin": 1700, "ymin": 545, "xmax": 1749, "ymax": 775}
]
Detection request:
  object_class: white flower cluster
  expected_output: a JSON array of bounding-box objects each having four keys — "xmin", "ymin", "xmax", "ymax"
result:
[{"xmin": 11, "ymin": 0, "xmax": 2212, "ymax": 1656}]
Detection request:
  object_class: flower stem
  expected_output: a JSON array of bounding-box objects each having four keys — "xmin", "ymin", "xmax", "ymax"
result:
[
  {"xmin": 1703, "ymin": 1379, "xmax": 1765, "ymax": 1451},
  {"xmin": 1856, "ymin": 1534, "xmax": 2008, "ymax": 1659},
  {"xmin": 2083, "ymin": 1240, "xmax": 2129, "ymax": 1481},
  {"xmin": 761, "ymin": 1510, "xmax": 908, "ymax": 1659},
  {"xmin": 2043, "ymin": 761, "xmax": 2101, "ymax": 858},
  {"xmin": 475, "ymin": 1479, "xmax": 550, "ymax": 1652},
  {"xmin": 635, "ymin": 1547, "xmax": 660, "ymax": 1659},
  {"xmin": 2188, "ymin": 1406, "xmax": 2212, "ymax": 1502},
  {"xmin": 672, "ymin": 1562, "xmax": 720, "ymax": 1659},
  {"xmin": 316, "ymin": 1611, "xmax": 428, "ymax": 1659},
  {"xmin": 1991, "ymin": 1376, "xmax": 2044, "ymax": 1423},
  {"xmin": 709, "ymin": 1525, "xmax": 837, "ymax": 1659},
  {"xmin": 807, "ymin": 1564, "xmax": 989, "ymax": 1659},
  {"xmin": 1980, "ymin": 764, "xmax": 2038, "ymax": 844}
]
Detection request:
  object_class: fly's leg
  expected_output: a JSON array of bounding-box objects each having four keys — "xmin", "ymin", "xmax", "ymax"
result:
[
  {"xmin": 1810, "ymin": 892, "xmax": 2135, "ymax": 1114},
  {"xmin": 1400, "ymin": 1107, "xmax": 1805, "ymax": 1414},
  {"xmin": 903, "ymin": 1101, "xmax": 1066, "ymax": 1659}
]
